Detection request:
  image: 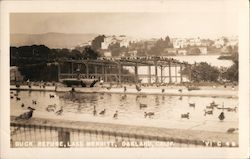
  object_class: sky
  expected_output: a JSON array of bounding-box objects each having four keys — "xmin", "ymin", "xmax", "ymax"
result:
[{"xmin": 10, "ymin": 11, "xmax": 238, "ymax": 39}]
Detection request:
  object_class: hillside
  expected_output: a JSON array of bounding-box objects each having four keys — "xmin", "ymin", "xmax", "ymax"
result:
[{"xmin": 10, "ymin": 32, "xmax": 98, "ymax": 49}]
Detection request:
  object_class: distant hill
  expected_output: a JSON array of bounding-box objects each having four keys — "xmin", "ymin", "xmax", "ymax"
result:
[{"xmin": 10, "ymin": 32, "xmax": 98, "ymax": 49}]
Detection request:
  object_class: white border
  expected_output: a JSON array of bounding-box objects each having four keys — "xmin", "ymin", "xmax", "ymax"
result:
[{"xmin": 0, "ymin": 0, "xmax": 249, "ymax": 159}]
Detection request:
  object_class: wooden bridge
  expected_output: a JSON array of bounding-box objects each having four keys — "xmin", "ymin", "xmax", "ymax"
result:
[{"xmin": 57, "ymin": 57, "xmax": 192, "ymax": 84}]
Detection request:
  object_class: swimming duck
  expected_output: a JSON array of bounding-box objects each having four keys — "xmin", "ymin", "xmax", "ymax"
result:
[
  {"xmin": 189, "ymin": 103, "xmax": 195, "ymax": 108},
  {"xmin": 181, "ymin": 112, "xmax": 190, "ymax": 119},
  {"xmin": 204, "ymin": 109, "xmax": 213, "ymax": 116},
  {"xmin": 49, "ymin": 94, "xmax": 55, "ymax": 98},
  {"xmin": 113, "ymin": 111, "xmax": 118, "ymax": 119},
  {"xmin": 139, "ymin": 103, "xmax": 147, "ymax": 109},
  {"xmin": 218, "ymin": 112, "xmax": 225, "ymax": 121},
  {"xmin": 55, "ymin": 106, "xmax": 63, "ymax": 115},
  {"xmin": 227, "ymin": 128, "xmax": 238, "ymax": 133},
  {"xmin": 162, "ymin": 89, "xmax": 165, "ymax": 93},
  {"xmin": 99, "ymin": 109, "xmax": 106, "ymax": 115},
  {"xmin": 144, "ymin": 112, "xmax": 154, "ymax": 118}
]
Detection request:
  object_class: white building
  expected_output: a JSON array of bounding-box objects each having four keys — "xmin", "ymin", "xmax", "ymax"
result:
[{"xmin": 199, "ymin": 47, "xmax": 208, "ymax": 55}]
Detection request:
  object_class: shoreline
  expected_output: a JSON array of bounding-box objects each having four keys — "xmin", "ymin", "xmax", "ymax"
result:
[{"xmin": 10, "ymin": 85, "xmax": 238, "ymax": 98}]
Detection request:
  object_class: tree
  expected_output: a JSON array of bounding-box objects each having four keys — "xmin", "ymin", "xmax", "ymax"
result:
[
  {"xmin": 182, "ymin": 62, "xmax": 220, "ymax": 82},
  {"xmin": 82, "ymin": 46, "xmax": 100, "ymax": 59},
  {"xmin": 91, "ymin": 35, "xmax": 105, "ymax": 51}
]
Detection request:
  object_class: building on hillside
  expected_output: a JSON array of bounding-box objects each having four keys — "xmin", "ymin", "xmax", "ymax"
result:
[
  {"xmin": 199, "ymin": 47, "xmax": 208, "ymax": 55},
  {"xmin": 177, "ymin": 49, "xmax": 188, "ymax": 55},
  {"xmin": 127, "ymin": 50, "xmax": 137, "ymax": 57},
  {"xmin": 164, "ymin": 48, "xmax": 178, "ymax": 55},
  {"xmin": 103, "ymin": 51, "xmax": 112, "ymax": 57}
]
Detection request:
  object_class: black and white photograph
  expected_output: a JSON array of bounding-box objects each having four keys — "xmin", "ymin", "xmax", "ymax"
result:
[{"xmin": 0, "ymin": 0, "xmax": 249, "ymax": 159}]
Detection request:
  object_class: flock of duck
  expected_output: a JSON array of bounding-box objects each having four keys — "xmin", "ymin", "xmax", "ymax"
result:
[
  {"xmin": 11, "ymin": 91, "xmax": 63, "ymax": 120},
  {"xmin": 11, "ymin": 84, "xmax": 237, "ymax": 122}
]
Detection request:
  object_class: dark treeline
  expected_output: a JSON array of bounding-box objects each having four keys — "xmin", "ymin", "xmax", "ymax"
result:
[{"xmin": 10, "ymin": 45, "xmax": 100, "ymax": 81}]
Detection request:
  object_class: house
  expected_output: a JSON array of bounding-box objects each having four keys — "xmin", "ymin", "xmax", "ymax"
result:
[
  {"xmin": 177, "ymin": 49, "xmax": 187, "ymax": 55},
  {"xmin": 199, "ymin": 47, "xmax": 208, "ymax": 55}
]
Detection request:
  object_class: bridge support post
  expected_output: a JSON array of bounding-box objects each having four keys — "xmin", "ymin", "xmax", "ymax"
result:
[
  {"xmin": 85, "ymin": 63, "xmax": 89, "ymax": 78},
  {"xmin": 169, "ymin": 61, "xmax": 172, "ymax": 83},
  {"xmin": 180, "ymin": 65, "xmax": 183, "ymax": 83},
  {"xmin": 135, "ymin": 63, "xmax": 138, "ymax": 83},
  {"xmin": 148, "ymin": 66, "xmax": 151, "ymax": 84},
  {"xmin": 154, "ymin": 60, "xmax": 158, "ymax": 84},
  {"xmin": 160, "ymin": 66, "xmax": 163, "ymax": 83},
  {"xmin": 118, "ymin": 63, "xmax": 122, "ymax": 84}
]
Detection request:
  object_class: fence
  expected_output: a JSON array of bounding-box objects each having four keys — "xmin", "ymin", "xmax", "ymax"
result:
[{"xmin": 10, "ymin": 122, "xmax": 234, "ymax": 148}]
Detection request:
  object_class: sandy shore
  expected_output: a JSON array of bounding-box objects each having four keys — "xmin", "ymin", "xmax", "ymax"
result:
[
  {"xmin": 10, "ymin": 116, "xmax": 238, "ymax": 147},
  {"xmin": 10, "ymin": 84, "xmax": 238, "ymax": 98}
]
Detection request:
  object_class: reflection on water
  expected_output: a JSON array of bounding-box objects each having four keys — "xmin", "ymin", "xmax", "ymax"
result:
[{"xmin": 11, "ymin": 91, "xmax": 238, "ymax": 132}]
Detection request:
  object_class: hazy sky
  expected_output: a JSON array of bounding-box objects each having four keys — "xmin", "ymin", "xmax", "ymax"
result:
[{"xmin": 10, "ymin": 11, "xmax": 238, "ymax": 39}]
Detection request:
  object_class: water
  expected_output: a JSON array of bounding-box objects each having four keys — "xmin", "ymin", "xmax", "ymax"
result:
[
  {"xmin": 124, "ymin": 55, "xmax": 233, "ymax": 83},
  {"xmin": 11, "ymin": 90, "xmax": 238, "ymax": 133}
]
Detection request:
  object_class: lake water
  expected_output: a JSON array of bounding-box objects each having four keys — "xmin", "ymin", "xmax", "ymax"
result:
[
  {"xmin": 11, "ymin": 90, "xmax": 238, "ymax": 133},
  {"xmin": 124, "ymin": 55, "xmax": 233, "ymax": 83}
]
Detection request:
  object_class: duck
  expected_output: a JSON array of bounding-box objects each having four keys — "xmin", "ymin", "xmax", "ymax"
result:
[
  {"xmin": 136, "ymin": 85, "xmax": 141, "ymax": 92},
  {"xmin": 218, "ymin": 112, "xmax": 225, "ymax": 121},
  {"xmin": 99, "ymin": 109, "xmax": 106, "ymax": 115},
  {"xmin": 124, "ymin": 86, "xmax": 127, "ymax": 93},
  {"xmin": 106, "ymin": 84, "xmax": 112, "ymax": 90},
  {"xmin": 21, "ymin": 103, "xmax": 25, "ymax": 108},
  {"xmin": 15, "ymin": 107, "xmax": 35, "ymax": 120},
  {"xmin": 113, "ymin": 111, "xmax": 118, "ymax": 119},
  {"xmin": 10, "ymin": 96, "xmax": 14, "ymax": 99},
  {"xmin": 189, "ymin": 103, "xmax": 195, "ymax": 108},
  {"xmin": 93, "ymin": 106, "xmax": 97, "ymax": 116},
  {"xmin": 16, "ymin": 97, "xmax": 21, "ymax": 101},
  {"xmin": 178, "ymin": 89, "xmax": 182, "ymax": 93},
  {"xmin": 46, "ymin": 104, "xmax": 57, "ymax": 112},
  {"xmin": 32, "ymin": 100, "xmax": 37, "ymax": 105},
  {"xmin": 206, "ymin": 105, "xmax": 214, "ymax": 109},
  {"xmin": 49, "ymin": 94, "xmax": 55, "ymax": 98},
  {"xmin": 55, "ymin": 106, "xmax": 63, "ymax": 115},
  {"xmin": 144, "ymin": 112, "xmax": 154, "ymax": 118},
  {"xmin": 181, "ymin": 112, "xmax": 190, "ymax": 119},
  {"xmin": 226, "ymin": 106, "xmax": 237, "ymax": 112},
  {"xmin": 227, "ymin": 128, "xmax": 238, "ymax": 133},
  {"xmin": 161, "ymin": 89, "xmax": 165, "ymax": 93},
  {"xmin": 204, "ymin": 109, "xmax": 213, "ymax": 116},
  {"xmin": 139, "ymin": 103, "xmax": 147, "ymax": 109}
]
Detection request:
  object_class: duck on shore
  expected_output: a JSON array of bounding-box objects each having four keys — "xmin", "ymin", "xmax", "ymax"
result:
[
  {"xmin": 136, "ymin": 85, "xmax": 141, "ymax": 92},
  {"xmin": 15, "ymin": 107, "xmax": 35, "ymax": 120},
  {"xmin": 32, "ymin": 100, "xmax": 37, "ymax": 105}
]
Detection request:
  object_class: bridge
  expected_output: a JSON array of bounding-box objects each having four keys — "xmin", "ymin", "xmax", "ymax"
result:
[{"xmin": 57, "ymin": 57, "xmax": 192, "ymax": 84}]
